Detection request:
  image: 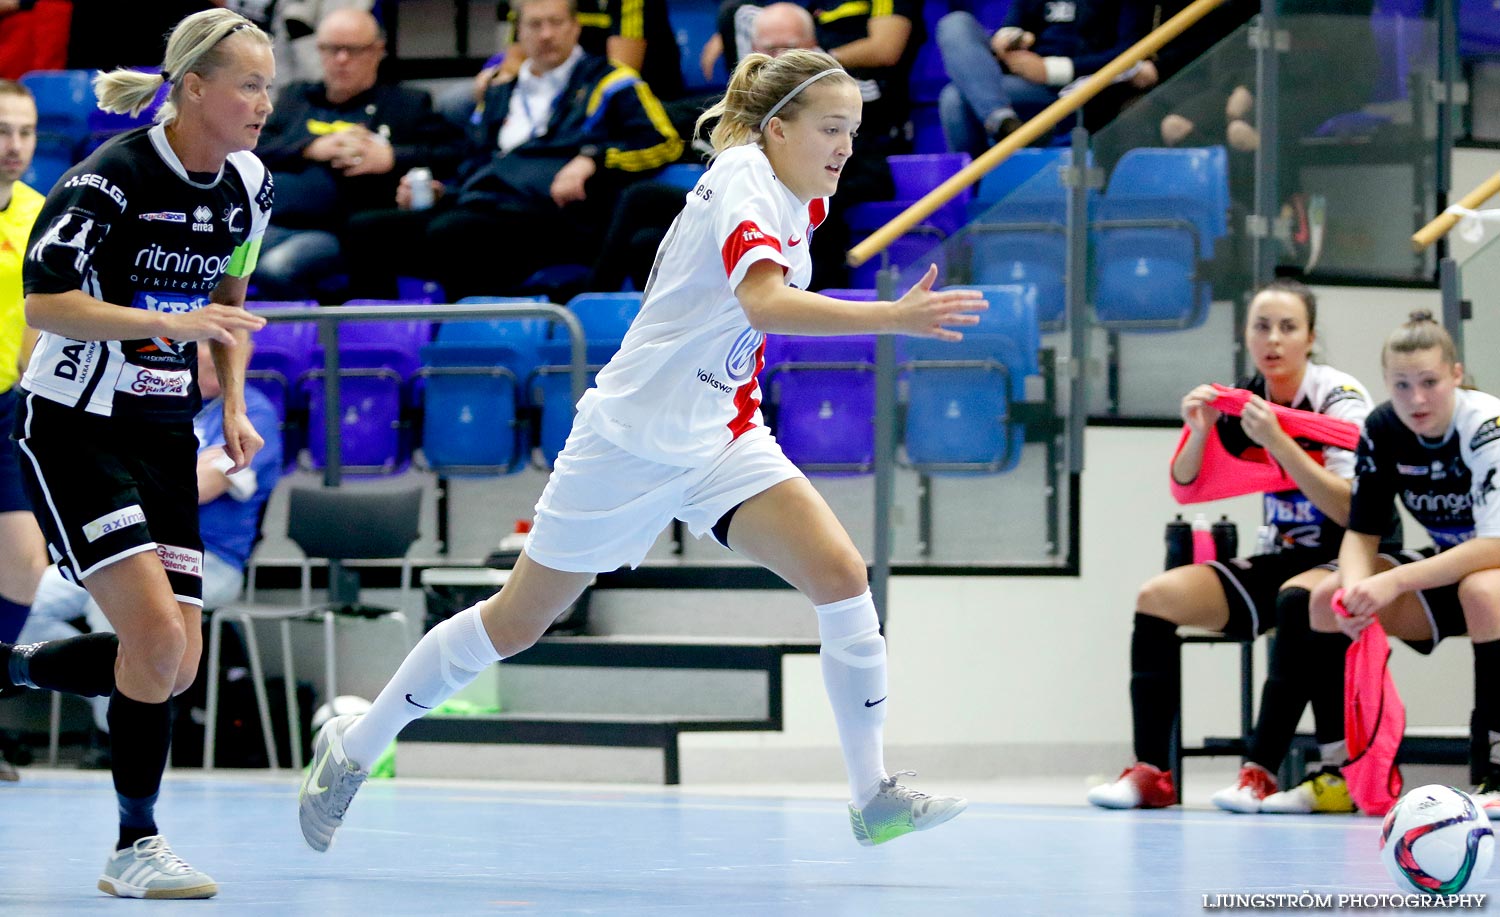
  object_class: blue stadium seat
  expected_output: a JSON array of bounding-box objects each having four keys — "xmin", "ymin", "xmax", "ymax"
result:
[
  {"xmin": 21, "ymin": 70, "xmax": 95, "ymax": 192},
  {"xmin": 656, "ymin": 163, "xmax": 707, "ymax": 190},
  {"xmin": 672, "ymin": 0, "xmax": 726, "ymax": 94},
  {"xmin": 898, "ymin": 284, "xmax": 1039, "ymax": 473},
  {"xmin": 247, "ymin": 303, "xmax": 319, "ymax": 471},
  {"xmin": 763, "ymin": 334, "xmax": 877, "ymax": 475},
  {"xmin": 21, "ymin": 70, "xmax": 91, "ymax": 138},
  {"xmin": 1461, "ymin": 0, "xmax": 1500, "ymax": 60},
  {"xmin": 847, "ymin": 154, "xmax": 971, "ymax": 288},
  {"xmin": 420, "ymin": 320, "xmax": 550, "ymax": 475},
  {"xmin": 965, "ymin": 148, "xmax": 1077, "ymax": 328},
  {"xmin": 1093, "ymin": 146, "xmax": 1227, "ymax": 330},
  {"xmin": 528, "ymin": 293, "xmax": 644, "ymax": 468},
  {"xmin": 908, "ymin": 103, "xmax": 947, "ymax": 154}
]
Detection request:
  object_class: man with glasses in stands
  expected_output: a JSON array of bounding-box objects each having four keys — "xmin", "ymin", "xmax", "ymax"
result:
[{"xmin": 254, "ymin": 7, "xmax": 462, "ymax": 301}]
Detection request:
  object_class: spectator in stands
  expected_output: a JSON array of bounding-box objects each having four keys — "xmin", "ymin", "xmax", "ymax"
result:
[
  {"xmin": 935, "ymin": 0, "xmax": 1157, "ymax": 156},
  {"xmin": 254, "ymin": 8, "xmax": 462, "ymax": 301},
  {"xmin": 0, "ymin": 77, "xmax": 43, "ymax": 782},
  {"xmin": 0, "ymin": 79, "xmax": 44, "ymax": 648},
  {"xmin": 437, "ymin": 0, "xmax": 685, "ymax": 130},
  {"xmin": 1085, "ymin": 281, "xmax": 1379, "ymax": 812},
  {"xmin": 0, "ymin": 0, "xmax": 70, "ymax": 79},
  {"xmin": 343, "ymin": 0, "xmax": 681, "ymax": 302},
  {"xmin": 591, "ymin": 3, "xmax": 824, "ymax": 293},
  {"xmin": 263, "ymin": 0, "xmax": 380, "ymax": 88},
  {"xmin": 13, "ymin": 343, "xmax": 282, "ymax": 767},
  {"xmin": 697, "ymin": 0, "xmax": 915, "ymax": 286}
]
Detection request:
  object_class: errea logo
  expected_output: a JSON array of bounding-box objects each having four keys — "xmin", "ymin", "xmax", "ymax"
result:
[{"xmin": 192, "ymin": 205, "xmax": 213, "ymax": 232}]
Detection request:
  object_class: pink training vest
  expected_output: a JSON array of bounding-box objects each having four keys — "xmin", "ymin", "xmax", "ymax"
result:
[{"xmin": 1334, "ymin": 588, "xmax": 1406, "ymax": 816}]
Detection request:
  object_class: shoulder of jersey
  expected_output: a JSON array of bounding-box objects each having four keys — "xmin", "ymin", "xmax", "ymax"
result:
[
  {"xmin": 1460, "ymin": 389, "xmax": 1500, "ymax": 452},
  {"xmin": 1310, "ymin": 363, "xmax": 1371, "ymax": 412},
  {"xmin": 706, "ymin": 145, "xmax": 770, "ymax": 186}
]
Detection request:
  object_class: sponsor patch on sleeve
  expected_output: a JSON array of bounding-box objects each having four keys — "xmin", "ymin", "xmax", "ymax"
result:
[
  {"xmin": 1471, "ymin": 417, "xmax": 1500, "ymax": 452},
  {"xmin": 720, "ymin": 220, "xmax": 781, "ymax": 278},
  {"xmin": 82, "ymin": 505, "xmax": 147, "ymax": 543},
  {"xmin": 1319, "ymin": 384, "xmax": 1365, "ymax": 412},
  {"xmin": 156, "ymin": 544, "xmax": 204, "ymax": 578}
]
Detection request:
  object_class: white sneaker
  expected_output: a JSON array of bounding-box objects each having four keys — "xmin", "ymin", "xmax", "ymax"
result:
[
  {"xmin": 1210, "ymin": 763, "xmax": 1278, "ymax": 814},
  {"xmin": 1258, "ymin": 768, "xmax": 1356, "ymax": 814},
  {"xmin": 848, "ymin": 772, "xmax": 967, "ymax": 846},
  {"xmin": 96, "ymin": 835, "xmax": 217, "ymax": 899},
  {"xmin": 1086, "ymin": 762, "xmax": 1177, "ymax": 809},
  {"xmin": 299, "ymin": 713, "xmax": 370, "ymax": 852}
]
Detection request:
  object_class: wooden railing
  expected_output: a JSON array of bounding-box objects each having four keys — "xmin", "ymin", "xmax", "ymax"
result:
[
  {"xmin": 846, "ymin": 0, "xmax": 1231, "ymax": 269},
  {"xmin": 1412, "ymin": 169, "xmax": 1500, "ymax": 252}
]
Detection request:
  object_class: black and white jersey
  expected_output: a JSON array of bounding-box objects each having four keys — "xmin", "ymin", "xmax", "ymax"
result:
[
  {"xmin": 1215, "ymin": 363, "xmax": 1374, "ymax": 554},
  {"xmin": 1349, "ymin": 388, "xmax": 1500, "ymax": 549},
  {"xmin": 20, "ymin": 125, "xmax": 273, "ymax": 423}
]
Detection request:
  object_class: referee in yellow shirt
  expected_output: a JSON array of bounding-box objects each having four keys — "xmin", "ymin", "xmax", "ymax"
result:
[{"xmin": 0, "ymin": 79, "xmax": 47, "ymax": 647}]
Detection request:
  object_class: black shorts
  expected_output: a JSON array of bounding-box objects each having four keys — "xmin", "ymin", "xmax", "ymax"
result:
[
  {"xmin": 1380, "ymin": 547, "xmax": 1468, "ymax": 655},
  {"xmin": 14, "ymin": 392, "xmax": 204, "ymax": 606},
  {"xmin": 0, "ymin": 388, "xmax": 30, "ymax": 514},
  {"xmin": 1206, "ymin": 550, "xmax": 1337, "ymax": 639}
]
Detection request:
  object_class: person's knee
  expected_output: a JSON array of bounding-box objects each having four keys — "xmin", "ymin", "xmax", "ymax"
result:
[
  {"xmin": 116, "ymin": 612, "xmax": 187, "ymax": 681},
  {"xmin": 1307, "ymin": 579, "xmax": 1340, "ymax": 632},
  {"xmin": 936, "ymin": 10, "xmax": 979, "ymax": 48},
  {"xmin": 1458, "ymin": 576, "xmax": 1500, "ymax": 636},
  {"xmin": 809, "ymin": 547, "xmax": 868, "ymax": 605},
  {"xmin": 172, "ymin": 646, "xmax": 200, "ymax": 697},
  {"xmin": 1137, "ymin": 574, "xmax": 1175, "ymax": 619}
]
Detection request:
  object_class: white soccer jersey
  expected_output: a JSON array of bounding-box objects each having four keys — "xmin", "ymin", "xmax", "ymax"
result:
[{"xmin": 576, "ymin": 144, "xmax": 828, "ymax": 467}]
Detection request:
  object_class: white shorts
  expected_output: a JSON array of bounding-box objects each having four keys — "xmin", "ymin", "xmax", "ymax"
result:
[{"xmin": 524, "ymin": 417, "xmax": 805, "ymax": 573}]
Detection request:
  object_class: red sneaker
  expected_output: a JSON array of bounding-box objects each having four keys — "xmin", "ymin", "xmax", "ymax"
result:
[
  {"xmin": 1087, "ymin": 762, "xmax": 1178, "ymax": 809},
  {"xmin": 1210, "ymin": 763, "xmax": 1279, "ymax": 814}
]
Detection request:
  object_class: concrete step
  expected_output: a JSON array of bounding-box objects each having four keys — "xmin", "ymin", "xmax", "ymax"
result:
[
  {"xmin": 585, "ymin": 588, "xmax": 818, "ymax": 639},
  {"xmin": 398, "ymin": 712, "xmax": 780, "ymax": 784}
]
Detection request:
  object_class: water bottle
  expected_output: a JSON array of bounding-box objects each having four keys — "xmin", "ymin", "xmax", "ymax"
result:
[
  {"xmin": 1212, "ymin": 515, "xmax": 1238, "ymax": 562},
  {"xmin": 484, "ymin": 519, "xmax": 532, "ymax": 569},
  {"xmin": 1191, "ymin": 513, "xmax": 1215, "ymax": 564},
  {"xmin": 405, "ymin": 166, "xmax": 434, "ymax": 210},
  {"xmin": 1164, "ymin": 514, "xmax": 1192, "ymax": 570}
]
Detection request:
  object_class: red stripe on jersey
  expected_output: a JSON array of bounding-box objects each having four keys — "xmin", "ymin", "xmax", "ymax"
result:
[
  {"xmin": 809, "ymin": 198, "xmax": 828, "ymax": 230},
  {"xmin": 721, "ymin": 220, "xmax": 782, "ymax": 278},
  {"xmin": 726, "ymin": 337, "xmax": 766, "ymax": 440}
]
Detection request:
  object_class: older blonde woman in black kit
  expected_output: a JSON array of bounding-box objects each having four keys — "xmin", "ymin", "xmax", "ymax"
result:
[{"xmin": 0, "ymin": 9, "xmax": 273, "ymax": 898}]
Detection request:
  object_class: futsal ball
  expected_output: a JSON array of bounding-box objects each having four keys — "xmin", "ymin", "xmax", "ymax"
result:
[
  {"xmin": 1379, "ymin": 785, "xmax": 1495, "ymax": 895},
  {"xmin": 311, "ymin": 694, "xmax": 372, "ymax": 732}
]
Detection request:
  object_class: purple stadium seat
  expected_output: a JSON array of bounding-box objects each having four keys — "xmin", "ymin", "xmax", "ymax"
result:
[
  {"xmin": 1461, "ymin": 0, "xmax": 1500, "ymax": 59},
  {"xmin": 763, "ymin": 334, "xmax": 877, "ymax": 474}
]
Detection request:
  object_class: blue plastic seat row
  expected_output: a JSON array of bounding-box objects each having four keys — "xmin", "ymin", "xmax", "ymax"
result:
[
  {"xmin": 762, "ymin": 284, "xmax": 1043, "ymax": 476},
  {"xmin": 245, "ymin": 293, "xmax": 641, "ymax": 476}
]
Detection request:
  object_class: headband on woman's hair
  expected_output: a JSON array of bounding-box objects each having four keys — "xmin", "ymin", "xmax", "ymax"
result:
[{"xmin": 758, "ymin": 68, "xmax": 842, "ymax": 133}]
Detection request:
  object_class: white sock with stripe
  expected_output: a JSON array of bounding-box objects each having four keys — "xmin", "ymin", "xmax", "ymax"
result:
[
  {"xmin": 816, "ymin": 590, "xmax": 889, "ymax": 807},
  {"xmin": 340, "ymin": 604, "xmax": 502, "ymax": 768}
]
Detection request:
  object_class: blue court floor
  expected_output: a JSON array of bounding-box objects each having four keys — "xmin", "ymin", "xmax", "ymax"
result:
[{"xmin": 0, "ymin": 771, "xmax": 1479, "ymax": 915}]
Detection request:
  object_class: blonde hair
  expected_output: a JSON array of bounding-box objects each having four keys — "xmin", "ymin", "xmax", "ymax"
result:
[
  {"xmin": 694, "ymin": 49, "xmax": 853, "ymax": 156},
  {"xmin": 94, "ymin": 8, "xmax": 271, "ymax": 123},
  {"xmin": 1381, "ymin": 309, "xmax": 1458, "ymax": 369}
]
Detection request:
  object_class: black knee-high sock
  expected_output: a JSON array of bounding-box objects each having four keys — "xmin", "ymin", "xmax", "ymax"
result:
[
  {"xmin": 2, "ymin": 633, "xmax": 118, "ymax": 697},
  {"xmin": 1306, "ymin": 627, "xmax": 1350, "ymax": 751},
  {"xmin": 1471, "ymin": 639, "xmax": 1500, "ymax": 785},
  {"xmin": 1130, "ymin": 612, "xmax": 1181, "ymax": 771},
  {"xmin": 1247, "ymin": 588, "xmax": 1315, "ymax": 772},
  {"xmin": 107, "ymin": 690, "xmax": 173, "ymax": 851}
]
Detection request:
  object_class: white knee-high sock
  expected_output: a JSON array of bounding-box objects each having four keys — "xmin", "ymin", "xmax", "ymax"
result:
[
  {"xmin": 341, "ymin": 605, "xmax": 502, "ymax": 768},
  {"xmin": 815, "ymin": 590, "xmax": 888, "ymax": 807}
]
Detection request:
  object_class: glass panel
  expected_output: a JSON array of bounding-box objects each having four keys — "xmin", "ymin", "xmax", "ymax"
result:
[
  {"xmin": 1460, "ymin": 230, "xmax": 1500, "ymax": 367},
  {"xmin": 1276, "ymin": 4, "xmax": 1439, "ymax": 281}
]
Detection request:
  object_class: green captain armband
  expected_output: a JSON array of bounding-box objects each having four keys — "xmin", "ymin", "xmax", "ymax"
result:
[{"xmin": 226, "ymin": 236, "xmax": 262, "ymax": 278}]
